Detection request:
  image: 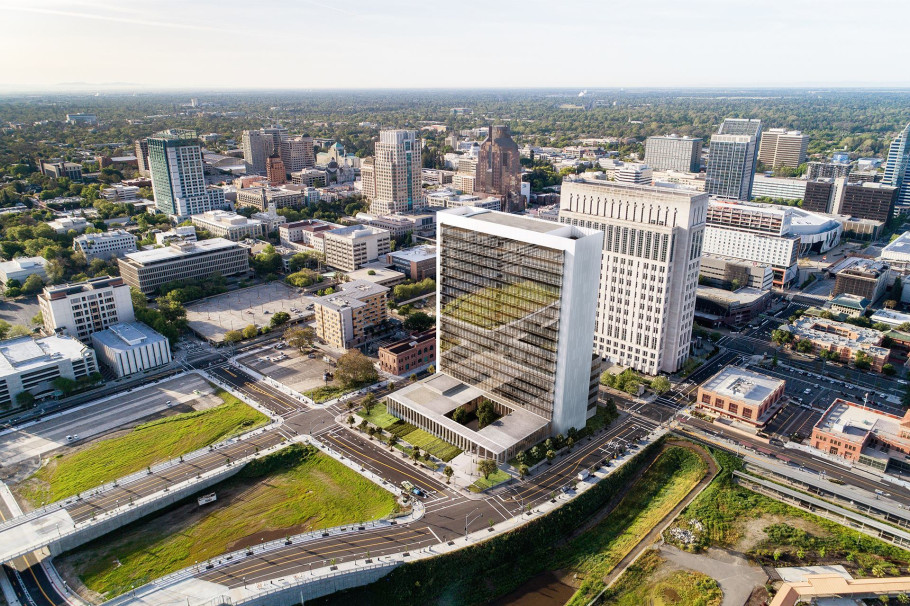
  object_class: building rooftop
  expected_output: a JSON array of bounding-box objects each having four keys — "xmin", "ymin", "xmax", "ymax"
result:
[
  {"xmin": 441, "ymin": 206, "xmax": 597, "ymax": 237},
  {"xmin": 388, "ymin": 245, "xmax": 437, "ymax": 263},
  {"xmin": 828, "ymin": 293, "xmax": 870, "ymax": 311},
  {"xmin": 830, "ymin": 256, "xmax": 890, "ymax": 278},
  {"xmin": 345, "ymin": 266, "xmax": 405, "ymax": 284},
  {"xmin": 312, "ymin": 279, "xmax": 389, "ymax": 312},
  {"xmin": 0, "ymin": 257, "xmax": 46, "ymax": 274},
  {"xmin": 193, "ymin": 210, "xmax": 263, "ymax": 228},
  {"xmin": 388, "ymin": 372, "xmax": 549, "ymax": 456},
  {"xmin": 381, "ymin": 329, "xmax": 436, "ymax": 356},
  {"xmin": 40, "ymin": 276, "xmax": 126, "ymax": 300},
  {"xmin": 815, "ymin": 398, "xmax": 905, "ymax": 446},
  {"xmin": 123, "ymin": 238, "xmax": 239, "ymax": 265},
  {"xmin": 92, "ymin": 322, "xmax": 168, "ymax": 350},
  {"xmin": 870, "ymin": 309, "xmax": 910, "ymax": 327},
  {"xmin": 323, "ymin": 225, "xmax": 390, "ymax": 241},
  {"xmin": 701, "ymin": 367, "xmax": 785, "ymax": 408},
  {"xmin": 696, "ymin": 286, "xmax": 768, "ymax": 305},
  {"xmin": 882, "ymin": 231, "xmax": 910, "ymax": 259},
  {"xmin": 0, "ymin": 335, "xmax": 91, "ymax": 379},
  {"xmin": 783, "ymin": 317, "xmax": 888, "ymax": 356}
]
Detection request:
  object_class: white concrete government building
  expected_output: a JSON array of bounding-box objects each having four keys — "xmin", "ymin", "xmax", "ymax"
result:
[
  {"xmin": 559, "ymin": 177, "xmax": 707, "ymax": 374},
  {"xmin": 385, "ymin": 207, "xmax": 603, "ymax": 462},
  {"xmin": 91, "ymin": 322, "xmax": 172, "ymax": 378}
]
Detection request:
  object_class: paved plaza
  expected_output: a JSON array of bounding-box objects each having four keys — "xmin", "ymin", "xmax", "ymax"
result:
[{"xmin": 185, "ymin": 283, "xmax": 314, "ymax": 343}]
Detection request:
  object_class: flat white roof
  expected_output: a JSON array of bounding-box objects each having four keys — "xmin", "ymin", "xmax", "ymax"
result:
[
  {"xmin": 123, "ymin": 238, "xmax": 239, "ymax": 264},
  {"xmin": 0, "ymin": 335, "xmax": 90, "ymax": 379},
  {"xmin": 92, "ymin": 322, "xmax": 168, "ymax": 350},
  {"xmin": 389, "ymin": 245, "xmax": 437, "ymax": 263},
  {"xmin": 701, "ymin": 366, "xmax": 784, "ymax": 407}
]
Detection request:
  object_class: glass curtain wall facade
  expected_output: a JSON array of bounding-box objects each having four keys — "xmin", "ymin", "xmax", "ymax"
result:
[{"xmin": 438, "ymin": 224, "xmax": 564, "ymax": 420}]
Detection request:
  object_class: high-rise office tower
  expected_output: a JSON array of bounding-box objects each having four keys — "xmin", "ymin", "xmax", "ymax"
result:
[
  {"xmin": 242, "ymin": 130, "xmax": 271, "ymax": 175},
  {"xmin": 147, "ymin": 129, "xmax": 222, "ymax": 217},
  {"xmin": 384, "ymin": 207, "xmax": 603, "ymax": 461},
  {"xmin": 266, "ymin": 152, "xmax": 286, "ymax": 185},
  {"xmin": 644, "ymin": 135, "xmax": 703, "ymax": 172},
  {"xmin": 705, "ymin": 118, "xmax": 762, "ymax": 201},
  {"xmin": 758, "ymin": 128, "xmax": 809, "ymax": 168},
  {"xmin": 134, "ymin": 138, "xmax": 150, "ymax": 177},
  {"xmin": 365, "ymin": 130, "xmax": 423, "ymax": 215},
  {"xmin": 474, "ymin": 125, "xmax": 523, "ymax": 212},
  {"xmin": 559, "ymin": 179, "xmax": 708, "ymax": 374},
  {"xmin": 280, "ymin": 136, "xmax": 315, "ymax": 172},
  {"xmin": 883, "ymin": 122, "xmax": 910, "ymax": 210}
]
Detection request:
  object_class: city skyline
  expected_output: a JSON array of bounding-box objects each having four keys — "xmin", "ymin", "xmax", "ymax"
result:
[{"xmin": 4, "ymin": 0, "xmax": 910, "ymax": 91}]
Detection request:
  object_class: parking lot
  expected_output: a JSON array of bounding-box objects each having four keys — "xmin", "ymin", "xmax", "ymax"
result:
[
  {"xmin": 0, "ymin": 373, "xmax": 224, "ymax": 479},
  {"xmin": 239, "ymin": 346, "xmax": 338, "ymax": 394},
  {"xmin": 185, "ymin": 282, "xmax": 315, "ymax": 343}
]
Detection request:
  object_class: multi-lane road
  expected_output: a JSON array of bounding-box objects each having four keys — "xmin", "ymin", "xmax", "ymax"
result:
[{"xmin": 4, "ymin": 326, "xmax": 909, "ymax": 606}]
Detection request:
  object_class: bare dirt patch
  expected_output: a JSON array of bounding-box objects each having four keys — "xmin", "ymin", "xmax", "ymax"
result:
[{"xmin": 735, "ymin": 514, "xmax": 830, "ymax": 552}]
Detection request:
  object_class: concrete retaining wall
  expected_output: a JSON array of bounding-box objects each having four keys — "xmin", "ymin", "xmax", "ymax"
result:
[
  {"xmin": 235, "ymin": 563, "xmax": 399, "ymax": 606},
  {"xmin": 47, "ymin": 463, "xmax": 245, "ymax": 557}
]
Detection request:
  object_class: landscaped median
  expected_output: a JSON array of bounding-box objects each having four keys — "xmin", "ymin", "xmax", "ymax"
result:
[
  {"xmin": 16, "ymin": 389, "xmax": 268, "ymax": 507},
  {"xmin": 57, "ymin": 443, "xmax": 398, "ymax": 602}
]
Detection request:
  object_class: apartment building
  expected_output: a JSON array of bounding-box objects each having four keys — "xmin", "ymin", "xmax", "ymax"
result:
[
  {"xmin": 559, "ymin": 179, "xmax": 707, "ymax": 374},
  {"xmin": 323, "ymin": 225, "xmax": 391, "ymax": 272},
  {"xmin": 148, "ymin": 129, "xmax": 225, "ymax": 217},
  {"xmin": 312, "ymin": 280, "xmax": 389, "ymax": 349},
  {"xmin": 39, "ymin": 277, "xmax": 135, "ymax": 342},
  {"xmin": 0, "ymin": 335, "xmax": 98, "ymax": 407},
  {"xmin": 883, "ymin": 122, "xmax": 910, "ymax": 210},
  {"xmin": 73, "ymin": 229, "xmax": 138, "ymax": 261},
  {"xmin": 118, "ymin": 238, "xmax": 250, "ymax": 296},
  {"xmin": 191, "ymin": 210, "xmax": 266, "ymax": 241},
  {"xmin": 644, "ymin": 135, "xmax": 703, "ymax": 173},
  {"xmin": 782, "ymin": 317, "xmax": 889, "ymax": 372}
]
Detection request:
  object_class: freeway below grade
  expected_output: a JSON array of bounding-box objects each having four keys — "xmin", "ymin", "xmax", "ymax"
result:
[{"xmin": 0, "ymin": 497, "xmax": 67, "ymax": 606}]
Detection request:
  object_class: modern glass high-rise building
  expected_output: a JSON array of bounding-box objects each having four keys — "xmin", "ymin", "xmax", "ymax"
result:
[
  {"xmin": 705, "ymin": 118, "xmax": 762, "ymax": 201},
  {"xmin": 148, "ymin": 129, "xmax": 222, "ymax": 218},
  {"xmin": 384, "ymin": 207, "xmax": 602, "ymax": 462},
  {"xmin": 883, "ymin": 122, "xmax": 910, "ymax": 211}
]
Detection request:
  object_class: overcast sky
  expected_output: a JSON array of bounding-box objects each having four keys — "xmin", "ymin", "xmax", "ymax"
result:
[{"xmin": 2, "ymin": 0, "xmax": 909, "ymax": 91}]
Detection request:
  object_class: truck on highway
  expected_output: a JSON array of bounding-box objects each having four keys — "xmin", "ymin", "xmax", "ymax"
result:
[{"xmin": 577, "ymin": 469, "xmax": 590, "ymax": 482}]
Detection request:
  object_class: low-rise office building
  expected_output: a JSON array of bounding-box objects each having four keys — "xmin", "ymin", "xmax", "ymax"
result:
[
  {"xmin": 154, "ymin": 225, "xmax": 197, "ymax": 246},
  {"xmin": 0, "ymin": 335, "xmax": 98, "ymax": 406},
  {"xmin": 751, "ymin": 175, "xmax": 808, "ymax": 201},
  {"xmin": 696, "ymin": 366, "xmax": 786, "ymax": 427},
  {"xmin": 810, "ymin": 398, "xmax": 910, "ymax": 472},
  {"xmin": 312, "ymin": 280, "xmax": 389, "ymax": 349},
  {"xmin": 881, "ymin": 231, "xmax": 910, "ymax": 275},
  {"xmin": 73, "ymin": 229, "xmax": 138, "ymax": 261},
  {"xmin": 870, "ymin": 309, "xmax": 910, "ymax": 328},
  {"xmin": 698, "ymin": 254, "xmax": 774, "ymax": 291},
  {"xmin": 0, "ymin": 257, "xmax": 47, "ymax": 286},
  {"xmin": 191, "ymin": 210, "xmax": 265, "ymax": 241},
  {"xmin": 278, "ymin": 219, "xmax": 342, "ymax": 252},
  {"xmin": 91, "ymin": 322, "xmax": 172, "ymax": 378},
  {"xmin": 38, "ymin": 277, "xmax": 135, "ymax": 341},
  {"xmin": 118, "ymin": 238, "xmax": 250, "ymax": 296},
  {"xmin": 781, "ymin": 316, "xmax": 890, "ymax": 371},
  {"xmin": 387, "ymin": 245, "xmax": 437, "ymax": 281},
  {"xmin": 354, "ymin": 212, "xmax": 436, "ymax": 238},
  {"xmin": 47, "ymin": 216, "xmax": 88, "ymax": 234},
  {"xmin": 345, "ymin": 265, "xmax": 406, "ymax": 287},
  {"xmin": 323, "ymin": 225, "xmax": 391, "ymax": 272},
  {"xmin": 829, "ymin": 257, "xmax": 893, "ymax": 303},
  {"xmin": 695, "ymin": 286, "xmax": 772, "ymax": 326},
  {"xmin": 378, "ymin": 329, "xmax": 435, "ymax": 376}
]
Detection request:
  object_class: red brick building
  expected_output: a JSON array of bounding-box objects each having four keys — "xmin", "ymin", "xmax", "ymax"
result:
[{"xmin": 379, "ymin": 329, "xmax": 435, "ymax": 376}]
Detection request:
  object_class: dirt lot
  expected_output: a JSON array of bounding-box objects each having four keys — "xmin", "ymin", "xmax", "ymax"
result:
[{"xmin": 735, "ymin": 514, "xmax": 831, "ymax": 553}]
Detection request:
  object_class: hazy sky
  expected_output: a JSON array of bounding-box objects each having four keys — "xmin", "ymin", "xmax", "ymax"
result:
[{"xmin": 2, "ymin": 0, "xmax": 909, "ymax": 91}]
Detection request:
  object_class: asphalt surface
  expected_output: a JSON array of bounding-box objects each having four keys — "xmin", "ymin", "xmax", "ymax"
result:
[{"xmin": 0, "ymin": 496, "xmax": 65, "ymax": 606}]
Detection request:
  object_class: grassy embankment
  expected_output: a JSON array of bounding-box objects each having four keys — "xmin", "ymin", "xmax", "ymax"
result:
[
  {"xmin": 61, "ymin": 444, "xmax": 396, "ymax": 599},
  {"xmin": 21, "ymin": 390, "xmax": 268, "ymax": 506},
  {"xmin": 561, "ymin": 446, "xmax": 708, "ymax": 605}
]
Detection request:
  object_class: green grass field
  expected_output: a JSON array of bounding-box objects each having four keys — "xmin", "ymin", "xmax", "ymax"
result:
[
  {"xmin": 305, "ymin": 384, "xmax": 354, "ymax": 403},
  {"xmin": 561, "ymin": 447, "xmax": 708, "ymax": 606},
  {"xmin": 470, "ymin": 468, "xmax": 511, "ymax": 492},
  {"xmin": 61, "ymin": 444, "xmax": 396, "ymax": 600},
  {"xmin": 602, "ymin": 550, "xmax": 722, "ymax": 606},
  {"xmin": 359, "ymin": 403, "xmax": 399, "ymax": 429},
  {"xmin": 22, "ymin": 390, "xmax": 268, "ymax": 506}
]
